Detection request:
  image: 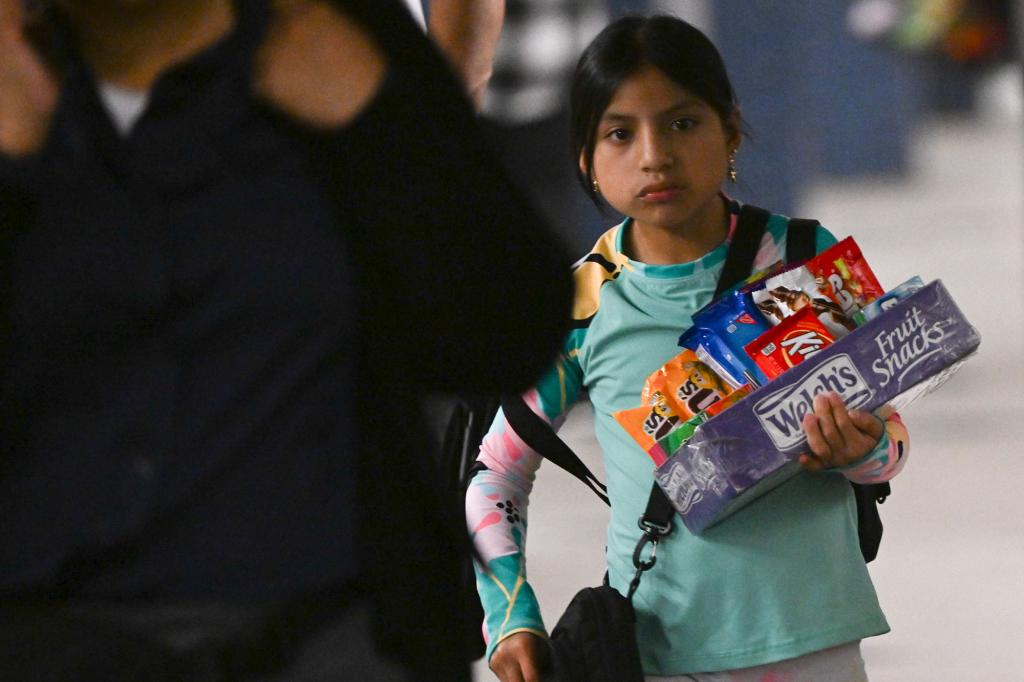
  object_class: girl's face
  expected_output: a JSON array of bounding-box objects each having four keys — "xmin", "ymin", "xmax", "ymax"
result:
[{"xmin": 587, "ymin": 65, "xmax": 739, "ymax": 236}]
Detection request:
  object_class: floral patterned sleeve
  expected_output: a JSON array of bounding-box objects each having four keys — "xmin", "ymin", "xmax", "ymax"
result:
[{"xmin": 465, "ymin": 343, "xmax": 584, "ymax": 662}]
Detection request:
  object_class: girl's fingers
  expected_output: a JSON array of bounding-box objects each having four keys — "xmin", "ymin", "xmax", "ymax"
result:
[
  {"xmin": 803, "ymin": 394, "xmax": 885, "ymax": 470},
  {"xmin": 827, "ymin": 391, "xmax": 855, "ymax": 436},
  {"xmin": 799, "ymin": 452, "xmax": 826, "ymax": 472},
  {"xmin": 832, "ymin": 392, "xmax": 874, "ymax": 458},
  {"xmin": 801, "ymin": 411, "xmax": 829, "ymax": 460},
  {"xmin": 521, "ymin": 660, "xmax": 542, "ymax": 682},
  {"xmin": 492, "ymin": 659, "xmax": 524, "ymax": 682},
  {"xmin": 813, "ymin": 393, "xmax": 846, "ymax": 455},
  {"xmin": 491, "ymin": 633, "xmax": 549, "ymax": 682},
  {"xmin": 849, "ymin": 409, "xmax": 884, "ymax": 440}
]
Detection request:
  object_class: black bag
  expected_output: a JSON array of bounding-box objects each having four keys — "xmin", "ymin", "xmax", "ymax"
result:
[
  {"xmin": 427, "ymin": 393, "xmax": 501, "ymax": 493},
  {"xmin": 502, "ymin": 395, "xmax": 665, "ymax": 682},
  {"xmin": 423, "ymin": 392, "xmax": 502, "ymax": 662},
  {"xmin": 546, "ymin": 585, "xmax": 645, "ymax": 682}
]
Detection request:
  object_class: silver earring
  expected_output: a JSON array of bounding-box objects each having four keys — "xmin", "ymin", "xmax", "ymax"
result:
[{"xmin": 727, "ymin": 151, "xmax": 738, "ymax": 183}]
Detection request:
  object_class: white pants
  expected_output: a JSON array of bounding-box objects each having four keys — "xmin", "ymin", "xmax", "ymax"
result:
[{"xmin": 646, "ymin": 641, "xmax": 867, "ymax": 682}]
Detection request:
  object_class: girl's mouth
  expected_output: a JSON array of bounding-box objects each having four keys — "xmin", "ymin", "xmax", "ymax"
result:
[{"xmin": 638, "ymin": 184, "xmax": 683, "ymax": 202}]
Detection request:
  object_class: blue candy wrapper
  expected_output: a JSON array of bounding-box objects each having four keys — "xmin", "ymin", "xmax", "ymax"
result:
[
  {"xmin": 681, "ymin": 291, "xmax": 773, "ymax": 387},
  {"xmin": 678, "ymin": 326, "xmax": 750, "ymax": 389}
]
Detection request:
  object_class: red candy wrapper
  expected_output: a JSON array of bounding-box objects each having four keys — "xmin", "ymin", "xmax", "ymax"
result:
[
  {"xmin": 806, "ymin": 237, "xmax": 885, "ymax": 314},
  {"xmin": 744, "ymin": 307, "xmax": 836, "ymax": 380}
]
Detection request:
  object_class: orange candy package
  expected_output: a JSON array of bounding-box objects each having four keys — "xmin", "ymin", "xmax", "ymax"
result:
[
  {"xmin": 614, "ymin": 377, "xmax": 682, "ymax": 453},
  {"xmin": 646, "ymin": 349, "xmax": 736, "ymax": 420},
  {"xmin": 616, "ymin": 350, "xmax": 739, "ymax": 453}
]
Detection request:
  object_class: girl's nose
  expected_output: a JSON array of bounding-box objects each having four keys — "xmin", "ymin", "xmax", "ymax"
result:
[{"xmin": 639, "ymin": 128, "xmax": 674, "ymax": 172}]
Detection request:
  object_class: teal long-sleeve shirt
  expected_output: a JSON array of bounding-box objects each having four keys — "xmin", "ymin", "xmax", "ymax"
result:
[{"xmin": 466, "ymin": 203, "xmax": 909, "ymax": 675}]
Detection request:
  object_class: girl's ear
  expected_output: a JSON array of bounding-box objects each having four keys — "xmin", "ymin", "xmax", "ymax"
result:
[
  {"xmin": 578, "ymin": 151, "xmax": 589, "ymax": 178},
  {"xmin": 725, "ymin": 108, "xmax": 743, "ymax": 151}
]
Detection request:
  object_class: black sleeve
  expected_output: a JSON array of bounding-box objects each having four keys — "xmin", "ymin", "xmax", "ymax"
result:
[
  {"xmin": 0, "ymin": 156, "xmax": 42, "ymax": 385},
  {"xmin": 302, "ymin": 0, "xmax": 575, "ymax": 396}
]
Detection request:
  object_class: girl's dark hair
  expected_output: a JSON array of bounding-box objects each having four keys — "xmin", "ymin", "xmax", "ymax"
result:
[{"xmin": 571, "ymin": 15, "xmax": 741, "ymax": 204}]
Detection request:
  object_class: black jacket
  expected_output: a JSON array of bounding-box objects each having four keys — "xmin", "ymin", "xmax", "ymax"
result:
[{"xmin": 0, "ymin": 0, "xmax": 573, "ymax": 675}]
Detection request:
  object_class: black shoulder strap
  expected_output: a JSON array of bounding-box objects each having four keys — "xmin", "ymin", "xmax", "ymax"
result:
[
  {"xmin": 502, "ymin": 393, "xmax": 675, "ymax": 535},
  {"xmin": 501, "ymin": 395, "xmax": 609, "ymax": 505},
  {"xmin": 785, "ymin": 218, "xmax": 819, "ymax": 264},
  {"xmin": 714, "ymin": 204, "xmax": 772, "ymax": 299}
]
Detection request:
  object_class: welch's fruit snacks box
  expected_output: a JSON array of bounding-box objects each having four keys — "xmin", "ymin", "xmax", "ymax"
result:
[{"xmin": 654, "ymin": 279, "xmax": 980, "ymax": 535}]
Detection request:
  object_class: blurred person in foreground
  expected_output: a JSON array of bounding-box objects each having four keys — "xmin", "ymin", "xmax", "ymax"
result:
[
  {"xmin": 402, "ymin": 0, "xmax": 506, "ymax": 111},
  {"xmin": 0, "ymin": 0, "xmax": 572, "ymax": 680}
]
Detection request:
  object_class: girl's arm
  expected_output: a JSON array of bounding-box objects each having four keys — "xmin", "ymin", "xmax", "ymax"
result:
[
  {"xmin": 466, "ymin": 348, "xmax": 584, "ymax": 662},
  {"xmin": 837, "ymin": 404, "xmax": 908, "ymax": 484}
]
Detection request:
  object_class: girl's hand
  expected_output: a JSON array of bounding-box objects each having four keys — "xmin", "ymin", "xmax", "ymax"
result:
[
  {"xmin": 0, "ymin": 0, "xmax": 60, "ymax": 157},
  {"xmin": 253, "ymin": 0, "xmax": 386, "ymax": 130},
  {"xmin": 490, "ymin": 631, "xmax": 550, "ymax": 682},
  {"xmin": 799, "ymin": 391, "xmax": 883, "ymax": 471}
]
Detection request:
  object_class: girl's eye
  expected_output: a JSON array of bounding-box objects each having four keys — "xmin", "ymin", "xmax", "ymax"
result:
[
  {"xmin": 606, "ymin": 128, "xmax": 631, "ymax": 141},
  {"xmin": 672, "ymin": 118, "xmax": 697, "ymax": 131}
]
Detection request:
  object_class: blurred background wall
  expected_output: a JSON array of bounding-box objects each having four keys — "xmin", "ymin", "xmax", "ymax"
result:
[
  {"xmin": 650, "ymin": 0, "xmax": 1014, "ymax": 232},
  {"xmin": 473, "ymin": 0, "xmax": 1020, "ymax": 249}
]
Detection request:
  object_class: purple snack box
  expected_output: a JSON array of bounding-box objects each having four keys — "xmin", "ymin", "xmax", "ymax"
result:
[{"xmin": 655, "ymin": 279, "xmax": 981, "ymax": 534}]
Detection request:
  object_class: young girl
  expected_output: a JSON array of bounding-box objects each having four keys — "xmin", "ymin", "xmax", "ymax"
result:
[{"xmin": 466, "ymin": 15, "xmax": 909, "ymax": 682}]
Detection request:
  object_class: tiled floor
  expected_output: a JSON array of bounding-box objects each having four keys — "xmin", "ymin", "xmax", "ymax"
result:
[{"xmin": 473, "ymin": 99, "xmax": 1024, "ymax": 681}]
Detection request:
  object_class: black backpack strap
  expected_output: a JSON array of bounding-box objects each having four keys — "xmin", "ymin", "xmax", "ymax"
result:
[
  {"xmin": 714, "ymin": 204, "xmax": 772, "ymax": 299},
  {"xmin": 501, "ymin": 395, "xmax": 610, "ymax": 506},
  {"xmin": 637, "ymin": 483, "xmax": 675, "ymax": 534},
  {"xmin": 852, "ymin": 480, "xmax": 890, "ymax": 562},
  {"xmin": 501, "ymin": 395, "xmax": 673, "ymax": 574},
  {"xmin": 785, "ymin": 218, "xmax": 820, "ymax": 264}
]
